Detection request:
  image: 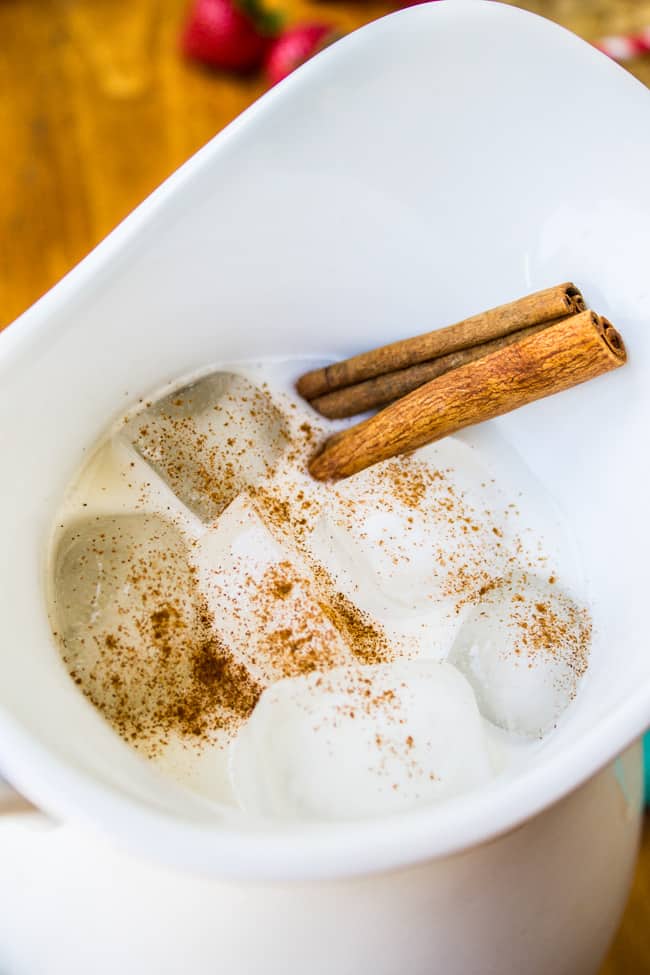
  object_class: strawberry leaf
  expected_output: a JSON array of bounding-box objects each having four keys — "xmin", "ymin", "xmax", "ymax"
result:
[{"xmin": 238, "ymin": 0, "xmax": 283, "ymax": 36}]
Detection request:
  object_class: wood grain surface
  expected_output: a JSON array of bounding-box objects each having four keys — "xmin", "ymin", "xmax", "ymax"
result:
[{"xmin": 0, "ymin": 1, "xmax": 649, "ymax": 971}]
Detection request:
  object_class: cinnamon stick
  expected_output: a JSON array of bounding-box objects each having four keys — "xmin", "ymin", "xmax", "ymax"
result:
[
  {"xmin": 297, "ymin": 283, "xmax": 585, "ymax": 401},
  {"xmin": 309, "ymin": 311, "xmax": 625, "ymax": 481},
  {"xmin": 311, "ymin": 320, "xmax": 555, "ymax": 418}
]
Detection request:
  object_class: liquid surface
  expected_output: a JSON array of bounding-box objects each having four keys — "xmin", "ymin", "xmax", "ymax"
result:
[{"xmin": 48, "ymin": 359, "xmax": 591, "ymax": 820}]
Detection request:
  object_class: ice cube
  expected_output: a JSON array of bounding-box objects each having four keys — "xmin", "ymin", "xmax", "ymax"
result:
[
  {"xmin": 448, "ymin": 576, "xmax": 591, "ymax": 737},
  {"xmin": 122, "ymin": 372, "xmax": 289, "ymax": 523},
  {"xmin": 192, "ymin": 494, "xmax": 357, "ymax": 686},
  {"xmin": 52, "ymin": 513, "xmax": 259, "ymax": 752},
  {"xmin": 229, "ymin": 660, "xmax": 494, "ymax": 820},
  {"xmin": 310, "ymin": 451, "xmax": 510, "ymax": 614}
]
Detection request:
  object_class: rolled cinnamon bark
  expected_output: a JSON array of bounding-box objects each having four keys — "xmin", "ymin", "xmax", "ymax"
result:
[
  {"xmin": 309, "ymin": 311, "xmax": 625, "ymax": 481},
  {"xmin": 311, "ymin": 321, "xmax": 554, "ymax": 418},
  {"xmin": 297, "ymin": 283, "xmax": 585, "ymax": 401}
]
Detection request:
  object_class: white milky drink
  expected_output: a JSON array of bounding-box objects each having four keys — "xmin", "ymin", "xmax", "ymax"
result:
[{"xmin": 48, "ymin": 359, "xmax": 592, "ymax": 820}]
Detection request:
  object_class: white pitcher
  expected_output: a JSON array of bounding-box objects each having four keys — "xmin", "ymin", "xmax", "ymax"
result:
[{"xmin": 1, "ymin": 3, "xmax": 649, "ymax": 972}]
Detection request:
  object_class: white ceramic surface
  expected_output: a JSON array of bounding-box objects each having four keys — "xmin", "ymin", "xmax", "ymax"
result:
[
  {"xmin": 1, "ymin": 0, "xmax": 650, "ymax": 971},
  {"xmin": 0, "ymin": 745, "xmax": 642, "ymax": 975}
]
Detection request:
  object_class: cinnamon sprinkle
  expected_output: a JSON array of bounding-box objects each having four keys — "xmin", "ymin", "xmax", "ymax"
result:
[
  {"xmin": 51, "ymin": 365, "xmax": 593, "ymax": 769},
  {"xmin": 55, "ymin": 514, "xmax": 260, "ymax": 757}
]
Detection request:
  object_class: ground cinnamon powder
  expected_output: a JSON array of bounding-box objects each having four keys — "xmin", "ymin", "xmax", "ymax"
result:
[
  {"xmin": 55, "ymin": 514, "xmax": 261, "ymax": 758},
  {"xmin": 52, "ymin": 371, "xmax": 591, "ymax": 763}
]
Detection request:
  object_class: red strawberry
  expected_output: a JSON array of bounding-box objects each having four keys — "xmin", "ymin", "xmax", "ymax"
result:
[
  {"xmin": 181, "ymin": 0, "xmax": 280, "ymax": 73},
  {"xmin": 265, "ymin": 23, "xmax": 337, "ymax": 86}
]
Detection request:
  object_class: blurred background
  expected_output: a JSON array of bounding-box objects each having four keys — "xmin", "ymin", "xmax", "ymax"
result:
[
  {"xmin": 1, "ymin": 0, "xmax": 649, "ymax": 971},
  {"xmin": 1, "ymin": 0, "xmax": 650, "ymax": 331}
]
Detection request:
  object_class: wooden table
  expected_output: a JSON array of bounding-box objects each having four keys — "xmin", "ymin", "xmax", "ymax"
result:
[{"xmin": 1, "ymin": 1, "xmax": 649, "ymax": 970}]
